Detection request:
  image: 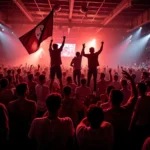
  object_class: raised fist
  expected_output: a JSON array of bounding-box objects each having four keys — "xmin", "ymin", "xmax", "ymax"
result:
[
  {"xmin": 101, "ymin": 41, "xmax": 104, "ymax": 44},
  {"xmin": 63, "ymin": 36, "xmax": 66, "ymax": 39},
  {"xmin": 83, "ymin": 43, "xmax": 85, "ymax": 48}
]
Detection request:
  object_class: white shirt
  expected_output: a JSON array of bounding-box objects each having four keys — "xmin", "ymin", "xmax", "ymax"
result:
[
  {"xmin": 97, "ymin": 80, "xmax": 111, "ymax": 96},
  {"xmin": 135, "ymin": 96, "xmax": 150, "ymax": 126},
  {"xmin": 120, "ymin": 88, "xmax": 131, "ymax": 105},
  {"xmin": 28, "ymin": 117, "xmax": 75, "ymax": 150},
  {"xmin": 76, "ymin": 121, "xmax": 114, "ymax": 150},
  {"xmin": 111, "ymin": 81, "xmax": 121, "ymax": 90},
  {"xmin": 75, "ymin": 86, "xmax": 92, "ymax": 102},
  {"xmin": 35, "ymin": 84, "xmax": 49, "ymax": 111},
  {"xmin": 65, "ymin": 83, "xmax": 77, "ymax": 97}
]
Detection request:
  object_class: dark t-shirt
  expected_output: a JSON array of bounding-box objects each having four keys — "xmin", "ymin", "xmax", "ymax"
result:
[
  {"xmin": 84, "ymin": 52, "xmax": 99, "ymax": 68},
  {"xmin": 49, "ymin": 47, "xmax": 62, "ymax": 67}
]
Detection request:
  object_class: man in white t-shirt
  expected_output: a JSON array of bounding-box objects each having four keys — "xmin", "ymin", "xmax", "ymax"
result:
[
  {"xmin": 28, "ymin": 93, "xmax": 75, "ymax": 150},
  {"xmin": 35, "ymin": 74, "xmax": 49, "ymax": 117},
  {"xmin": 76, "ymin": 105, "xmax": 114, "ymax": 150},
  {"xmin": 120, "ymin": 79, "xmax": 131, "ymax": 105},
  {"xmin": 96, "ymin": 70, "xmax": 112, "ymax": 96},
  {"xmin": 111, "ymin": 74, "xmax": 121, "ymax": 90},
  {"xmin": 75, "ymin": 78, "xmax": 92, "ymax": 103},
  {"xmin": 65, "ymin": 76, "xmax": 77, "ymax": 97}
]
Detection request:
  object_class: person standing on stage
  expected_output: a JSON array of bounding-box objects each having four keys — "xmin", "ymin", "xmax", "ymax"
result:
[
  {"xmin": 49, "ymin": 36, "xmax": 66, "ymax": 93},
  {"xmin": 82, "ymin": 41, "xmax": 104, "ymax": 91},
  {"xmin": 70, "ymin": 44, "xmax": 85, "ymax": 86}
]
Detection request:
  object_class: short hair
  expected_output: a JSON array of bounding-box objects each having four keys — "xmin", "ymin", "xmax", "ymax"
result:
[
  {"xmin": 106, "ymin": 85, "xmax": 114, "ymax": 95},
  {"xmin": 66, "ymin": 76, "xmax": 72, "ymax": 83},
  {"xmin": 137, "ymin": 82, "xmax": 147, "ymax": 94},
  {"xmin": 146, "ymin": 81, "xmax": 150, "ymax": 87},
  {"xmin": 7, "ymin": 70, "xmax": 11, "ymax": 74},
  {"xmin": 0, "ymin": 78, "xmax": 9, "ymax": 88},
  {"xmin": 143, "ymin": 72, "xmax": 149, "ymax": 78},
  {"xmin": 16, "ymin": 83, "xmax": 27, "ymax": 96},
  {"xmin": 87, "ymin": 105, "xmax": 104, "ymax": 128},
  {"xmin": 17, "ymin": 69, "xmax": 21, "ymax": 73},
  {"xmin": 110, "ymin": 90, "xmax": 123, "ymax": 106},
  {"xmin": 76, "ymin": 52, "xmax": 80, "ymax": 57},
  {"xmin": 28, "ymin": 74, "xmax": 33, "ymax": 81},
  {"xmin": 63, "ymin": 86, "xmax": 72, "ymax": 96},
  {"xmin": 46, "ymin": 93, "xmax": 62, "ymax": 113},
  {"xmin": 81, "ymin": 78, "xmax": 86, "ymax": 85},
  {"xmin": 100, "ymin": 73, "xmax": 105, "ymax": 78},
  {"xmin": 121, "ymin": 79, "xmax": 128, "ymax": 86},
  {"xmin": 53, "ymin": 44, "xmax": 58, "ymax": 49},
  {"xmin": 39, "ymin": 74, "xmax": 45, "ymax": 82},
  {"xmin": 114, "ymin": 75, "xmax": 118, "ymax": 79},
  {"xmin": 89, "ymin": 47, "xmax": 95, "ymax": 52},
  {"xmin": 35, "ymin": 72, "xmax": 40, "ymax": 76}
]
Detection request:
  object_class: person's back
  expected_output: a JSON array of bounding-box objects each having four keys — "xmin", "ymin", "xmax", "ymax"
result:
[
  {"xmin": 75, "ymin": 78, "xmax": 92, "ymax": 103},
  {"xmin": 65, "ymin": 76, "xmax": 77, "ymax": 96},
  {"xmin": 76, "ymin": 105, "xmax": 113, "ymax": 150},
  {"xmin": 120, "ymin": 79, "xmax": 131, "ymax": 105},
  {"xmin": 35, "ymin": 75, "xmax": 49, "ymax": 116},
  {"xmin": 0, "ymin": 78, "xmax": 13, "ymax": 107},
  {"xmin": 135, "ymin": 95, "xmax": 150, "ymax": 126},
  {"xmin": 8, "ymin": 83, "xmax": 36, "ymax": 149},
  {"xmin": 104, "ymin": 71, "xmax": 138, "ymax": 150},
  {"xmin": 28, "ymin": 93, "xmax": 75, "ymax": 150},
  {"xmin": 59, "ymin": 86, "xmax": 81, "ymax": 127},
  {"xmin": 97, "ymin": 72, "xmax": 112, "ymax": 96},
  {"xmin": 27, "ymin": 74, "xmax": 37, "ymax": 101}
]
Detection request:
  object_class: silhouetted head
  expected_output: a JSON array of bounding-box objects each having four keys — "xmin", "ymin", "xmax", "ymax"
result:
[
  {"xmin": 17, "ymin": 69, "xmax": 21, "ymax": 74},
  {"xmin": 137, "ymin": 82, "xmax": 147, "ymax": 96},
  {"xmin": 132, "ymin": 74, "xmax": 136, "ymax": 80},
  {"xmin": 89, "ymin": 47, "xmax": 95, "ymax": 54},
  {"xmin": 16, "ymin": 83, "xmax": 27, "ymax": 96},
  {"xmin": 76, "ymin": 52, "xmax": 80, "ymax": 57},
  {"xmin": 39, "ymin": 74, "xmax": 46, "ymax": 84},
  {"xmin": 87, "ymin": 105, "xmax": 104, "ymax": 129},
  {"xmin": 63, "ymin": 86, "xmax": 72, "ymax": 96},
  {"xmin": 121, "ymin": 79, "xmax": 128, "ymax": 88},
  {"xmin": 100, "ymin": 73, "xmax": 105, "ymax": 80},
  {"xmin": 53, "ymin": 44, "xmax": 58, "ymax": 50},
  {"xmin": 81, "ymin": 78, "xmax": 86, "ymax": 86},
  {"xmin": 141, "ymin": 72, "xmax": 149, "ymax": 80},
  {"xmin": 62, "ymin": 72, "xmax": 66, "ymax": 77},
  {"xmin": 66, "ymin": 76, "xmax": 72, "ymax": 83},
  {"xmin": 114, "ymin": 75, "xmax": 118, "ymax": 81},
  {"xmin": 7, "ymin": 70, "xmax": 11, "ymax": 75},
  {"xmin": 46, "ymin": 93, "xmax": 61, "ymax": 114},
  {"xmin": 109, "ymin": 90, "xmax": 123, "ymax": 107},
  {"xmin": 146, "ymin": 81, "xmax": 150, "ymax": 89},
  {"xmin": 0, "ymin": 78, "xmax": 9, "ymax": 89},
  {"xmin": 0, "ymin": 74, "xmax": 3, "ymax": 79},
  {"xmin": 28, "ymin": 74, "xmax": 34, "ymax": 81},
  {"xmin": 106, "ymin": 85, "xmax": 115, "ymax": 96}
]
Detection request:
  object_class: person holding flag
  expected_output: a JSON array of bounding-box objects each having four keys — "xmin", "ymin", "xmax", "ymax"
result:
[{"xmin": 49, "ymin": 36, "xmax": 66, "ymax": 93}]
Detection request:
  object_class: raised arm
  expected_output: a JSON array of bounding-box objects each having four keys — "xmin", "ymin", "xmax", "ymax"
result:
[
  {"xmin": 108, "ymin": 68, "xmax": 113, "ymax": 82},
  {"xmin": 49, "ymin": 39, "xmax": 53, "ymax": 51},
  {"xmin": 97, "ymin": 41, "xmax": 104, "ymax": 55},
  {"xmin": 122, "ymin": 70, "xmax": 138, "ymax": 109},
  {"xmin": 60, "ymin": 36, "xmax": 66, "ymax": 50},
  {"xmin": 82, "ymin": 43, "xmax": 89, "ymax": 57}
]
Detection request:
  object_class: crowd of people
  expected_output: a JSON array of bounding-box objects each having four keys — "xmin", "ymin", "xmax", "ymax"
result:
[{"xmin": 0, "ymin": 36, "xmax": 150, "ymax": 150}]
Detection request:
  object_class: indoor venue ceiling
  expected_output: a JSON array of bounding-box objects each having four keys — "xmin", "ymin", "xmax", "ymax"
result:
[{"xmin": 0, "ymin": 0, "xmax": 150, "ymax": 33}]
